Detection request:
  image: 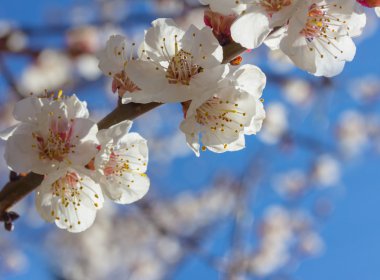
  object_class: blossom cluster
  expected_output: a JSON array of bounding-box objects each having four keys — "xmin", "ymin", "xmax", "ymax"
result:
[
  {"xmin": 1, "ymin": 94, "xmax": 150, "ymax": 232},
  {"xmin": 0, "ymin": 0, "xmax": 379, "ymax": 234},
  {"xmin": 98, "ymin": 19, "xmax": 266, "ymax": 155},
  {"xmin": 201, "ymin": 0, "xmax": 369, "ymax": 77}
]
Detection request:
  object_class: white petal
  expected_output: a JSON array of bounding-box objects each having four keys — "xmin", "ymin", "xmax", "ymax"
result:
[
  {"xmin": 65, "ymin": 94, "xmax": 89, "ymax": 119},
  {"xmin": 0, "ymin": 125, "xmax": 19, "ymax": 141},
  {"xmin": 179, "ymin": 117, "xmax": 201, "ymax": 157},
  {"xmin": 231, "ymin": 11, "xmax": 271, "ymax": 49},
  {"xmin": 206, "ymin": 133, "xmax": 246, "ymax": 153},
  {"xmin": 245, "ymin": 100, "xmax": 266, "ymax": 135},
  {"xmin": 142, "ymin": 18, "xmax": 185, "ymax": 63},
  {"xmin": 98, "ymin": 34, "xmax": 130, "ymax": 76},
  {"xmin": 68, "ymin": 118, "xmax": 99, "ymax": 168},
  {"xmin": 124, "ymin": 60, "xmax": 179, "ymax": 103},
  {"xmin": 13, "ymin": 96, "xmax": 43, "ymax": 122},
  {"xmin": 5, "ymin": 124, "xmax": 41, "ymax": 173},
  {"xmin": 201, "ymin": 0, "xmax": 247, "ymax": 15},
  {"xmin": 100, "ymin": 172, "xmax": 150, "ymax": 204},
  {"xmin": 231, "ymin": 64, "xmax": 266, "ymax": 97},
  {"xmin": 97, "ymin": 120, "xmax": 133, "ymax": 145},
  {"xmin": 181, "ymin": 25, "xmax": 223, "ymax": 68}
]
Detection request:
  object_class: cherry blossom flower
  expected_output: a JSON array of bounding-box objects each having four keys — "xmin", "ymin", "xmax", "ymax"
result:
[
  {"xmin": 123, "ymin": 18, "xmax": 225, "ymax": 104},
  {"xmin": 275, "ymin": 0, "xmax": 367, "ymax": 77},
  {"xmin": 98, "ymin": 35, "xmax": 139, "ymax": 97},
  {"xmin": 376, "ymin": 7, "xmax": 380, "ymax": 15},
  {"xmin": 95, "ymin": 120, "xmax": 150, "ymax": 204},
  {"xmin": 35, "ymin": 167, "xmax": 104, "ymax": 233},
  {"xmin": 3, "ymin": 94, "xmax": 99, "ymax": 175},
  {"xmin": 180, "ymin": 64, "xmax": 266, "ymax": 156}
]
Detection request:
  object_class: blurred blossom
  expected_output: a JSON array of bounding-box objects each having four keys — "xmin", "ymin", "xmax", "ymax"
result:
[
  {"xmin": 248, "ymin": 206, "xmax": 322, "ymax": 277},
  {"xmin": 66, "ymin": 26, "xmax": 100, "ymax": 55},
  {"xmin": 274, "ymin": 170, "xmax": 308, "ymax": 198},
  {"xmin": 311, "ymin": 155, "xmax": 341, "ymax": 188},
  {"xmin": 99, "ymin": 0, "xmax": 130, "ymax": 22},
  {"xmin": 20, "ymin": 50, "xmax": 72, "ymax": 95},
  {"xmin": 283, "ymin": 79, "xmax": 313, "ymax": 107},
  {"xmin": 298, "ymin": 232, "xmax": 324, "ymax": 256},
  {"xmin": 75, "ymin": 54, "xmax": 102, "ymax": 80},
  {"xmin": 366, "ymin": 114, "xmax": 380, "ymax": 153},
  {"xmin": 259, "ymin": 102, "xmax": 288, "ymax": 144},
  {"xmin": 0, "ymin": 237, "xmax": 28, "ymax": 275},
  {"xmin": 47, "ymin": 185, "xmax": 236, "ymax": 280},
  {"xmin": 336, "ymin": 111, "xmax": 369, "ymax": 157},
  {"xmin": 5, "ymin": 31, "xmax": 27, "ymax": 52},
  {"xmin": 350, "ymin": 75, "xmax": 380, "ymax": 103},
  {"xmin": 154, "ymin": 0, "xmax": 185, "ymax": 15}
]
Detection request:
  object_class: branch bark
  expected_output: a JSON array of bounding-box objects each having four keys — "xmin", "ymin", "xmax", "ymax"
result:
[{"xmin": 0, "ymin": 42, "xmax": 245, "ymax": 218}]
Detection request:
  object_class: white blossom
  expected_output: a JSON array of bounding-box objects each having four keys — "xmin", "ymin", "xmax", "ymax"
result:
[
  {"xmin": 337, "ymin": 110, "xmax": 368, "ymax": 156},
  {"xmin": 180, "ymin": 64, "xmax": 266, "ymax": 156},
  {"xmin": 3, "ymin": 95, "xmax": 98, "ymax": 175},
  {"xmin": 36, "ymin": 167, "xmax": 104, "ymax": 233},
  {"xmin": 123, "ymin": 18, "xmax": 225, "ymax": 104},
  {"xmin": 98, "ymin": 34, "xmax": 139, "ymax": 97},
  {"xmin": 283, "ymin": 78, "xmax": 313, "ymax": 106},
  {"xmin": 275, "ymin": 0, "xmax": 366, "ymax": 77},
  {"xmin": 274, "ymin": 170, "xmax": 308, "ymax": 198},
  {"xmin": 376, "ymin": 7, "xmax": 380, "ymax": 17},
  {"xmin": 312, "ymin": 155, "xmax": 341, "ymax": 187},
  {"xmin": 95, "ymin": 120, "xmax": 150, "ymax": 204}
]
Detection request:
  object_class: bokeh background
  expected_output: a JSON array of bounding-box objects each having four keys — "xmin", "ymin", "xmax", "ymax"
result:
[{"xmin": 0, "ymin": 0, "xmax": 380, "ymax": 279}]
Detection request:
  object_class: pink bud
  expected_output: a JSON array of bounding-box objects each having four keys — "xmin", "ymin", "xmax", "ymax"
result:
[
  {"xmin": 357, "ymin": 0, "xmax": 380, "ymax": 7},
  {"xmin": 204, "ymin": 9, "xmax": 237, "ymax": 45}
]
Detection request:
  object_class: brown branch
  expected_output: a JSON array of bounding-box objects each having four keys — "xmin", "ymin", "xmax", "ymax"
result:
[{"xmin": 0, "ymin": 42, "xmax": 246, "ymax": 220}]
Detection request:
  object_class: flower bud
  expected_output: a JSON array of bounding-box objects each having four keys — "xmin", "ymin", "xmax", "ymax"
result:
[
  {"xmin": 357, "ymin": 0, "xmax": 380, "ymax": 7},
  {"xmin": 204, "ymin": 9, "xmax": 236, "ymax": 45}
]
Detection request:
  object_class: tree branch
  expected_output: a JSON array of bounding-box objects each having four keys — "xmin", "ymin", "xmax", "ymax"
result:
[{"xmin": 0, "ymin": 42, "xmax": 246, "ymax": 221}]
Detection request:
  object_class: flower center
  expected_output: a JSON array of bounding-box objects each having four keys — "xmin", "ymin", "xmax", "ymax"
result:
[
  {"xmin": 166, "ymin": 50, "xmax": 202, "ymax": 86},
  {"xmin": 300, "ymin": 3, "xmax": 347, "ymax": 58},
  {"xmin": 260, "ymin": 0, "xmax": 292, "ymax": 14},
  {"xmin": 195, "ymin": 97, "xmax": 246, "ymax": 132},
  {"xmin": 103, "ymin": 151, "xmax": 131, "ymax": 176},
  {"xmin": 112, "ymin": 71, "xmax": 140, "ymax": 96},
  {"xmin": 33, "ymin": 119, "xmax": 75, "ymax": 162}
]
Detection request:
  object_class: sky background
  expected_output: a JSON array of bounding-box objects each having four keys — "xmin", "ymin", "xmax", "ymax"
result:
[{"xmin": 1, "ymin": 1, "xmax": 380, "ymax": 280}]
